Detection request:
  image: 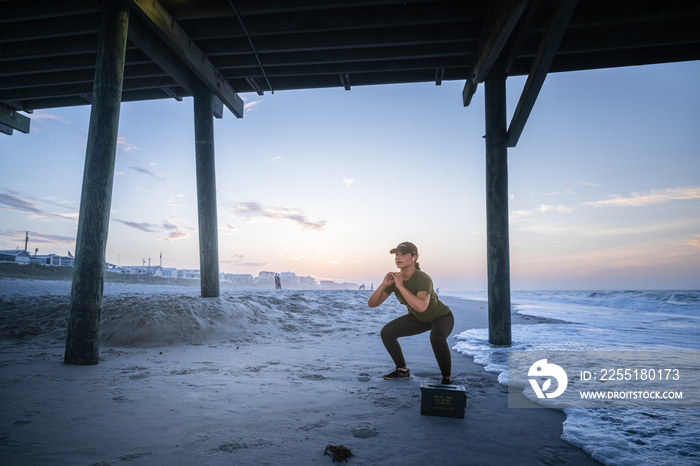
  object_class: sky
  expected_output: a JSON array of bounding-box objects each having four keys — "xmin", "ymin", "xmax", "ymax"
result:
[{"xmin": 1, "ymin": 60, "xmax": 699, "ymax": 290}]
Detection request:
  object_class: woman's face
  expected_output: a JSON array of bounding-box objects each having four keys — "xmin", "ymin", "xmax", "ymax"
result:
[{"xmin": 394, "ymin": 251, "xmax": 414, "ymax": 269}]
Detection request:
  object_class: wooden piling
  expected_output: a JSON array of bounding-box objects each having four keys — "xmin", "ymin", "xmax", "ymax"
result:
[
  {"xmin": 484, "ymin": 64, "xmax": 512, "ymax": 346},
  {"xmin": 193, "ymin": 88, "xmax": 221, "ymax": 298},
  {"xmin": 64, "ymin": 0, "xmax": 129, "ymax": 365}
]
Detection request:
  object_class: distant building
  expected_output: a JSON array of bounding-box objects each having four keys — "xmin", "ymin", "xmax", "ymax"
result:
[
  {"xmin": 278, "ymin": 272, "xmax": 317, "ymax": 288},
  {"xmin": 257, "ymin": 271, "xmax": 275, "ymax": 284},
  {"xmin": 318, "ymin": 279, "xmax": 359, "ymax": 290},
  {"xmin": 221, "ymin": 273, "xmax": 254, "ymax": 286},
  {"xmin": 177, "ymin": 269, "xmax": 200, "ymax": 279},
  {"xmin": 298, "ymin": 275, "xmax": 316, "ymax": 287},
  {"xmin": 118, "ymin": 265, "xmax": 162, "ymax": 276},
  {"xmin": 105, "ymin": 262, "xmax": 119, "ymax": 272},
  {"xmin": 279, "ymin": 271, "xmax": 297, "ymax": 286},
  {"xmin": 32, "ymin": 254, "xmax": 74, "ymax": 267},
  {"xmin": 0, "ymin": 250, "xmax": 32, "ymax": 264},
  {"xmin": 158, "ymin": 267, "xmax": 178, "ymax": 278}
]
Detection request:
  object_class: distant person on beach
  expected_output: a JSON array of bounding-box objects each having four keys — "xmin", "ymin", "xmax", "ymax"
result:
[
  {"xmin": 368, "ymin": 242, "xmax": 455, "ymax": 385},
  {"xmin": 274, "ymin": 273, "xmax": 282, "ymax": 290}
]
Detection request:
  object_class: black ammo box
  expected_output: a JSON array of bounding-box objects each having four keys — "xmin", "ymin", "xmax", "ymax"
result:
[{"xmin": 420, "ymin": 383, "xmax": 467, "ymax": 418}]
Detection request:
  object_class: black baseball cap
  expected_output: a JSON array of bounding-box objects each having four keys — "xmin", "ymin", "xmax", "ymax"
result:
[{"xmin": 389, "ymin": 242, "xmax": 418, "ymax": 255}]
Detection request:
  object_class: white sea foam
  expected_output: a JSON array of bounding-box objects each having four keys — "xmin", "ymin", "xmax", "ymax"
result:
[{"xmin": 446, "ymin": 289, "xmax": 700, "ymax": 466}]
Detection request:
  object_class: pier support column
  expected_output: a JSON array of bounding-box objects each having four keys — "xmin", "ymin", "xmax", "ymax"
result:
[
  {"xmin": 484, "ymin": 64, "xmax": 512, "ymax": 346},
  {"xmin": 193, "ymin": 88, "xmax": 220, "ymax": 298},
  {"xmin": 65, "ymin": 0, "xmax": 129, "ymax": 365}
]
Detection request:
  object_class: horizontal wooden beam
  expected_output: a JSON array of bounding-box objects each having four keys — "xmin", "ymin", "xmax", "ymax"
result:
[
  {"xmin": 0, "ymin": 12, "xmax": 99, "ymax": 44},
  {"xmin": 126, "ymin": 15, "xmax": 198, "ymax": 96},
  {"xmin": 473, "ymin": 0, "xmax": 529, "ymax": 84},
  {"xmin": 0, "ymin": 63, "xmax": 166, "ymax": 91},
  {"xmin": 0, "ymin": 103, "xmax": 30, "ymax": 133},
  {"xmin": 463, "ymin": 0, "xmax": 529, "ymax": 106},
  {"xmin": 507, "ymin": 0, "xmax": 579, "ymax": 147},
  {"xmin": 200, "ymin": 23, "xmax": 472, "ymax": 56},
  {"xmin": 126, "ymin": 0, "xmax": 244, "ymax": 118},
  {"xmin": 184, "ymin": 2, "xmax": 477, "ymax": 41},
  {"xmin": 0, "ymin": 0, "xmax": 94, "ymax": 24},
  {"xmin": 0, "ymin": 75, "xmax": 182, "ymax": 101}
]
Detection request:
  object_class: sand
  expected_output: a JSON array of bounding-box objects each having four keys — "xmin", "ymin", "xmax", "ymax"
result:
[{"xmin": 0, "ymin": 280, "xmax": 599, "ymax": 465}]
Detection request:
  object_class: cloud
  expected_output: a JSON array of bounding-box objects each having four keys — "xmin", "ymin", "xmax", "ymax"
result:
[
  {"xmin": 244, "ymin": 100, "xmax": 262, "ymax": 112},
  {"xmin": 539, "ymin": 204, "xmax": 573, "ymax": 214},
  {"xmin": 587, "ymin": 186, "xmax": 700, "ymax": 207},
  {"xmin": 28, "ymin": 231, "xmax": 75, "ymax": 244},
  {"xmin": 221, "ymin": 254, "xmax": 268, "ymax": 268},
  {"xmin": 234, "ymin": 201, "xmax": 327, "ymax": 231},
  {"xmin": 117, "ymin": 137, "xmax": 140, "ymax": 153},
  {"xmin": 577, "ymin": 180, "xmax": 598, "ymax": 187},
  {"xmin": 130, "ymin": 166, "xmax": 165, "ymax": 179},
  {"xmin": 32, "ymin": 110, "xmax": 68, "ymax": 123},
  {"xmin": 0, "ymin": 229, "xmax": 74, "ymax": 245},
  {"xmin": 112, "ymin": 218, "xmax": 190, "ymax": 241},
  {"xmin": 545, "ymin": 188, "xmax": 574, "ymax": 196},
  {"xmin": 162, "ymin": 221, "xmax": 187, "ymax": 241},
  {"xmin": 0, "ymin": 192, "xmax": 44, "ymax": 215},
  {"xmin": 343, "ymin": 178, "xmax": 355, "ymax": 187},
  {"xmin": 238, "ymin": 262, "xmax": 268, "ymax": 268},
  {"xmin": 674, "ymin": 234, "xmax": 700, "ymax": 249},
  {"xmin": 0, "ymin": 190, "xmax": 76, "ymax": 222},
  {"xmin": 511, "ymin": 204, "xmax": 573, "ymax": 220},
  {"xmin": 113, "ymin": 219, "xmax": 159, "ymax": 233}
]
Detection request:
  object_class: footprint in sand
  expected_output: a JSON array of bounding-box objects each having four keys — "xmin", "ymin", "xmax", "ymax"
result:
[{"xmin": 352, "ymin": 426, "xmax": 378, "ymax": 438}]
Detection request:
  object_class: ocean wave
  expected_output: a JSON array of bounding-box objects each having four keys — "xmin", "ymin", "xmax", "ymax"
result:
[
  {"xmin": 444, "ymin": 290, "xmax": 700, "ymax": 317},
  {"xmin": 515, "ymin": 290, "xmax": 700, "ymax": 316},
  {"xmin": 450, "ymin": 289, "xmax": 700, "ymax": 466}
]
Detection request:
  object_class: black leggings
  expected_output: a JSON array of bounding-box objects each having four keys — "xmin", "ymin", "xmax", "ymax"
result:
[{"xmin": 380, "ymin": 311, "xmax": 454, "ymax": 377}]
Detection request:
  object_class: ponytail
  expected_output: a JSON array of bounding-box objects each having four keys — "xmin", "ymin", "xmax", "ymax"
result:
[{"xmin": 413, "ymin": 253, "xmax": 421, "ymax": 270}]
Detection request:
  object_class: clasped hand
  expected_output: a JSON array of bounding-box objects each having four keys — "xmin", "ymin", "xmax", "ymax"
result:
[{"xmin": 383, "ymin": 272, "xmax": 403, "ymax": 288}]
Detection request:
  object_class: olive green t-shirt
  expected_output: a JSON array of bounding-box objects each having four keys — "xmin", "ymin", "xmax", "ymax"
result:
[{"xmin": 384, "ymin": 270, "xmax": 451, "ymax": 322}]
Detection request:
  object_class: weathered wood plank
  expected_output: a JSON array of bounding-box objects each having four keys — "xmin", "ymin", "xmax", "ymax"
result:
[
  {"xmin": 507, "ymin": 0, "xmax": 579, "ymax": 147},
  {"xmin": 194, "ymin": 87, "xmax": 221, "ymax": 298},
  {"xmin": 463, "ymin": 0, "xmax": 529, "ymax": 106},
  {"xmin": 126, "ymin": 0, "xmax": 244, "ymax": 118},
  {"xmin": 484, "ymin": 62, "xmax": 512, "ymax": 346},
  {"xmin": 64, "ymin": 0, "xmax": 129, "ymax": 365},
  {"xmin": 126, "ymin": 15, "xmax": 197, "ymax": 95},
  {"xmin": 0, "ymin": 103, "xmax": 30, "ymax": 133}
]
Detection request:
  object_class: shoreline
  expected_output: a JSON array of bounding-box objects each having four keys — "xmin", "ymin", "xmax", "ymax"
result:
[{"xmin": 0, "ymin": 281, "xmax": 599, "ymax": 465}]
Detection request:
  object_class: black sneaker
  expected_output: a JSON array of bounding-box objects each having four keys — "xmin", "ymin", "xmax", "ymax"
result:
[
  {"xmin": 383, "ymin": 368, "xmax": 410, "ymax": 379},
  {"xmin": 441, "ymin": 377, "xmax": 455, "ymax": 385}
]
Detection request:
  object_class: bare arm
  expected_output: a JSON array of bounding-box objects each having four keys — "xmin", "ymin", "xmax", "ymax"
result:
[
  {"xmin": 367, "ymin": 273, "xmax": 394, "ymax": 307},
  {"xmin": 396, "ymin": 287, "xmax": 430, "ymax": 313},
  {"xmin": 392, "ymin": 272, "xmax": 430, "ymax": 313}
]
